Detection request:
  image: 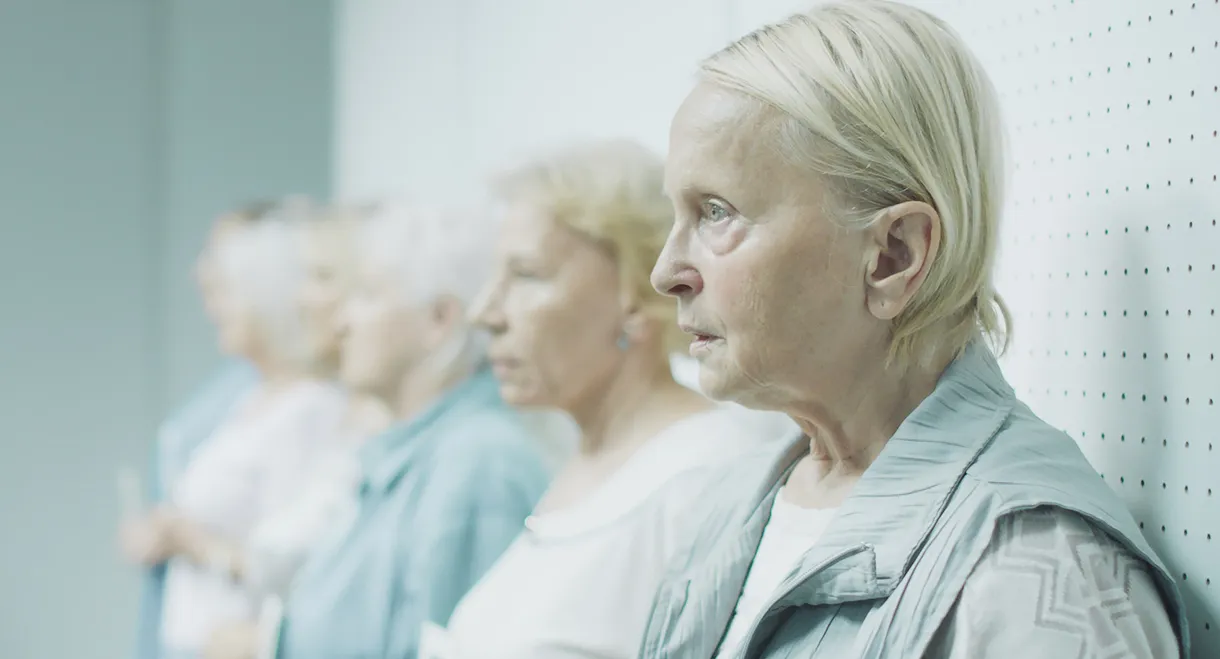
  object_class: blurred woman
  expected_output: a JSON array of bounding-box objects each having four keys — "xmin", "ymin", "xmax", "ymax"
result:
[
  {"xmin": 133, "ymin": 203, "xmax": 267, "ymax": 659},
  {"xmin": 639, "ymin": 2, "xmax": 1184, "ymax": 657},
  {"xmin": 121, "ymin": 203, "xmax": 348, "ymax": 659},
  {"xmin": 271, "ymin": 203, "xmax": 550, "ymax": 659},
  {"xmin": 429, "ymin": 140, "xmax": 768, "ymax": 659},
  {"xmin": 202, "ymin": 203, "xmax": 391, "ymax": 659}
]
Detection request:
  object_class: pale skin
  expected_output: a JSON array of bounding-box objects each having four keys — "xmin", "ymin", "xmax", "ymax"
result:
[
  {"xmin": 190, "ymin": 256, "xmax": 441, "ymax": 659},
  {"xmin": 469, "ymin": 204, "xmax": 711, "ymax": 513},
  {"xmin": 651, "ymin": 82, "xmax": 951, "ymax": 510},
  {"xmin": 198, "ymin": 219, "xmax": 391, "ymax": 659},
  {"xmin": 122, "ymin": 214, "xmax": 383, "ymax": 659},
  {"xmin": 120, "ymin": 215, "xmax": 310, "ymax": 578},
  {"xmin": 340, "ymin": 258, "xmax": 480, "ymax": 422},
  {"xmin": 298, "ymin": 218, "xmax": 360, "ymax": 378},
  {"xmin": 298, "ymin": 217, "xmax": 392, "ymax": 440}
]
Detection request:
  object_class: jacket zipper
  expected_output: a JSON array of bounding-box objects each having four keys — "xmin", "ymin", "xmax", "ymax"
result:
[{"xmin": 729, "ymin": 543, "xmax": 872, "ymax": 658}]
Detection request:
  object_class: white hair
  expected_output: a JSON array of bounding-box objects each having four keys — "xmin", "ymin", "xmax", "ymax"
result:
[
  {"xmin": 359, "ymin": 201, "xmax": 497, "ymax": 372},
  {"xmin": 213, "ymin": 208, "xmax": 310, "ymax": 367},
  {"xmin": 702, "ymin": 0, "xmax": 1010, "ymax": 367}
]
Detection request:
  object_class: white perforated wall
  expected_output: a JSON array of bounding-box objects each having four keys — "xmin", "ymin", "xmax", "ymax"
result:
[
  {"xmin": 901, "ymin": 1, "xmax": 1220, "ymax": 653},
  {"xmin": 337, "ymin": 1, "xmax": 1219, "ymax": 654}
]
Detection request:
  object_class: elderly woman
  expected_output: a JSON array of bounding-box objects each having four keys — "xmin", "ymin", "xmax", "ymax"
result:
[
  {"xmin": 131, "ymin": 202, "xmax": 267, "ymax": 659},
  {"xmin": 132, "ymin": 203, "xmax": 267, "ymax": 659},
  {"xmin": 201, "ymin": 203, "xmax": 391, "ymax": 659},
  {"xmin": 122, "ymin": 205, "xmax": 349, "ymax": 659},
  {"xmin": 425, "ymin": 141, "xmax": 769, "ymax": 659},
  {"xmin": 641, "ymin": 2, "xmax": 1187, "ymax": 658},
  {"xmin": 270, "ymin": 203, "xmax": 551, "ymax": 659}
]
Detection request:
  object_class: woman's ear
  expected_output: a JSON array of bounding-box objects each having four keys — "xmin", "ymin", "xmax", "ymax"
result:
[
  {"xmin": 430, "ymin": 294, "xmax": 466, "ymax": 332},
  {"xmin": 622, "ymin": 309, "xmax": 650, "ymax": 341},
  {"xmin": 863, "ymin": 201, "xmax": 941, "ymax": 321}
]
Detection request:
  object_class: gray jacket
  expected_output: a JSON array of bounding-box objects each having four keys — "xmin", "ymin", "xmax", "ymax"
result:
[{"xmin": 638, "ymin": 341, "xmax": 1188, "ymax": 658}]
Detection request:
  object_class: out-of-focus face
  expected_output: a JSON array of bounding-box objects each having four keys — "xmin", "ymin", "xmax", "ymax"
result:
[
  {"xmin": 213, "ymin": 286, "xmax": 262, "ymax": 358},
  {"xmin": 195, "ymin": 214, "xmax": 244, "ymax": 325},
  {"xmin": 471, "ymin": 204, "xmax": 626, "ymax": 410},
  {"xmin": 337, "ymin": 260, "xmax": 431, "ymax": 396},
  {"xmin": 652, "ymin": 82, "xmax": 878, "ymax": 410},
  {"xmin": 298, "ymin": 223, "xmax": 356, "ymax": 371}
]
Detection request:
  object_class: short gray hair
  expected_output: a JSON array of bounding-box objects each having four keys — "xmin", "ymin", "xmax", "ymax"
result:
[
  {"xmin": 360, "ymin": 201, "xmax": 497, "ymax": 371},
  {"xmin": 360, "ymin": 202, "xmax": 495, "ymax": 307},
  {"xmin": 213, "ymin": 205, "xmax": 311, "ymax": 366}
]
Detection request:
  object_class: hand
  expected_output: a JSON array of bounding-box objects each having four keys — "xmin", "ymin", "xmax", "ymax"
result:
[
  {"xmin": 118, "ymin": 506, "xmax": 182, "ymax": 566},
  {"xmin": 203, "ymin": 621, "xmax": 259, "ymax": 659}
]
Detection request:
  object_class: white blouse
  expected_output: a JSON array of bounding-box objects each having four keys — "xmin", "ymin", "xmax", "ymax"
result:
[
  {"xmin": 427, "ymin": 407, "xmax": 771, "ymax": 659},
  {"xmin": 160, "ymin": 380, "xmax": 348, "ymax": 654}
]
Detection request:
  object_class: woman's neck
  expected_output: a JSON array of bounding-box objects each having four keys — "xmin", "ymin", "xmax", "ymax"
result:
[
  {"xmin": 568, "ymin": 351, "xmax": 710, "ymax": 457},
  {"xmin": 249, "ymin": 353, "xmax": 306, "ymax": 392},
  {"xmin": 342, "ymin": 394, "xmax": 394, "ymax": 441},
  {"xmin": 785, "ymin": 352, "xmax": 950, "ymax": 508},
  {"xmin": 389, "ymin": 361, "xmax": 474, "ymax": 422}
]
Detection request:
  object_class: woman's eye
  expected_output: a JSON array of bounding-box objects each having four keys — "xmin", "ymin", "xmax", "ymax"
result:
[
  {"xmin": 508, "ymin": 262, "xmax": 543, "ymax": 279},
  {"xmin": 700, "ymin": 199, "xmax": 733, "ymax": 224}
]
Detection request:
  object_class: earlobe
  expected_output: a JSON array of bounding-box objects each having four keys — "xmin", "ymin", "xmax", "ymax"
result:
[
  {"xmin": 622, "ymin": 308, "xmax": 649, "ymax": 341},
  {"xmin": 864, "ymin": 201, "xmax": 941, "ymax": 321},
  {"xmin": 432, "ymin": 295, "xmax": 465, "ymax": 330}
]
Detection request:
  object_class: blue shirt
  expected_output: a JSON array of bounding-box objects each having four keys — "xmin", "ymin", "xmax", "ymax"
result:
[
  {"xmin": 135, "ymin": 359, "xmax": 260, "ymax": 659},
  {"xmin": 279, "ymin": 368, "xmax": 551, "ymax": 659}
]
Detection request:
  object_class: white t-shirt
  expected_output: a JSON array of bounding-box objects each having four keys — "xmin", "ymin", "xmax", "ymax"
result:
[
  {"xmin": 243, "ymin": 434, "xmax": 363, "ymax": 598},
  {"xmin": 715, "ymin": 489, "xmax": 838, "ymax": 658},
  {"xmin": 425, "ymin": 408, "xmax": 767, "ymax": 659},
  {"xmin": 161, "ymin": 380, "xmax": 347, "ymax": 654}
]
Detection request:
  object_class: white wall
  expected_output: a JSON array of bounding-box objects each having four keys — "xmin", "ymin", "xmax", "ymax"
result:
[{"xmin": 337, "ymin": 1, "xmax": 1220, "ymax": 654}]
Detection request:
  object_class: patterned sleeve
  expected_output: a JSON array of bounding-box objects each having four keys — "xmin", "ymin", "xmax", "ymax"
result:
[{"xmin": 927, "ymin": 507, "xmax": 1180, "ymax": 659}]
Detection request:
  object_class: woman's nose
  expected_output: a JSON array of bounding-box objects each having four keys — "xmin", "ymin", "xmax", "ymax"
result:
[
  {"xmin": 651, "ymin": 249, "xmax": 703, "ymax": 298},
  {"xmin": 467, "ymin": 282, "xmax": 503, "ymax": 331}
]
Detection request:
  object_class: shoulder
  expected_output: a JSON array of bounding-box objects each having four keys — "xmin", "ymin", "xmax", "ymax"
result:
[
  {"xmin": 428, "ymin": 405, "xmax": 550, "ymax": 497},
  {"xmin": 435, "ymin": 404, "xmax": 542, "ymax": 465},
  {"xmin": 662, "ymin": 432, "xmax": 803, "ymax": 560},
  {"xmin": 953, "ymin": 401, "xmax": 1161, "ymax": 561},
  {"xmin": 654, "ymin": 406, "xmax": 790, "ymax": 475},
  {"xmin": 932, "ymin": 507, "xmax": 1182, "ymax": 658},
  {"xmin": 288, "ymin": 379, "xmax": 348, "ymax": 409},
  {"xmin": 951, "ymin": 397, "xmax": 1142, "ymax": 526}
]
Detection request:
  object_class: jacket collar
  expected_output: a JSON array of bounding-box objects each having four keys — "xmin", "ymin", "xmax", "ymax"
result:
[
  {"xmin": 359, "ymin": 366, "xmax": 502, "ymax": 496},
  {"xmin": 676, "ymin": 341, "xmax": 1016, "ymax": 629},
  {"xmin": 782, "ymin": 339, "xmax": 1015, "ymax": 605}
]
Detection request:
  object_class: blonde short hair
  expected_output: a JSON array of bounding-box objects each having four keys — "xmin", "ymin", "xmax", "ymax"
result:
[
  {"xmin": 493, "ymin": 140, "xmax": 687, "ymax": 354},
  {"xmin": 702, "ymin": 0, "xmax": 1010, "ymax": 367}
]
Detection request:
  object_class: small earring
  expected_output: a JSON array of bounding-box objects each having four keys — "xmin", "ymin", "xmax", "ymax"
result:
[{"xmin": 616, "ymin": 331, "xmax": 630, "ymax": 351}]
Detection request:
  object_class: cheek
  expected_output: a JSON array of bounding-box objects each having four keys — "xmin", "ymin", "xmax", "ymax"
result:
[
  {"xmin": 314, "ymin": 288, "xmax": 343, "ymax": 330},
  {"xmin": 349, "ymin": 307, "xmax": 392, "ymax": 362},
  {"xmin": 703, "ymin": 249, "xmax": 810, "ymax": 380},
  {"xmin": 504, "ymin": 285, "xmax": 617, "ymax": 392},
  {"xmin": 503, "ymin": 290, "xmax": 574, "ymax": 366}
]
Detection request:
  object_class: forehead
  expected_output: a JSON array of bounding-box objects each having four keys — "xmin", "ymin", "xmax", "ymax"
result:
[
  {"xmin": 665, "ymin": 82, "xmax": 790, "ymax": 201},
  {"xmin": 497, "ymin": 203, "xmax": 582, "ymax": 256},
  {"xmin": 355, "ymin": 259, "xmax": 404, "ymax": 301},
  {"xmin": 304, "ymin": 223, "xmax": 353, "ymax": 262}
]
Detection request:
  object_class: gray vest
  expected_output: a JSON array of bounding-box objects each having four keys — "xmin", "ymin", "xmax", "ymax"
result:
[{"xmin": 638, "ymin": 342, "xmax": 1188, "ymax": 658}]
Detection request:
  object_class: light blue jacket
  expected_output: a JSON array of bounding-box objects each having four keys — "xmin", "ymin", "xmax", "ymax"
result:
[
  {"xmin": 135, "ymin": 359, "xmax": 259, "ymax": 659},
  {"xmin": 638, "ymin": 341, "xmax": 1188, "ymax": 658},
  {"xmin": 277, "ymin": 367, "xmax": 550, "ymax": 659}
]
